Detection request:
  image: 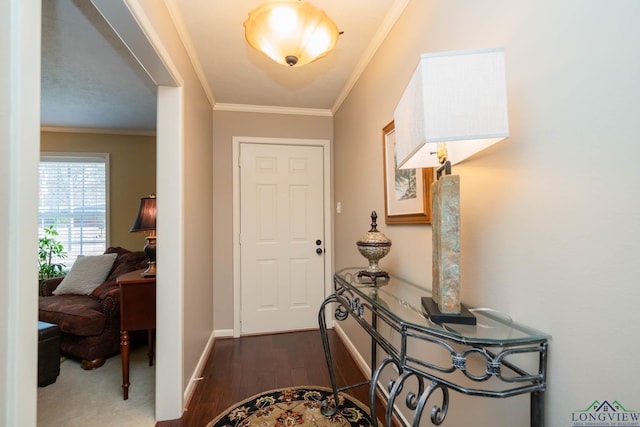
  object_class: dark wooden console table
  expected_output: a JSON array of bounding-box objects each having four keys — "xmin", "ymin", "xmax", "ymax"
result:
[
  {"xmin": 117, "ymin": 269, "xmax": 156, "ymax": 400},
  {"xmin": 319, "ymin": 267, "xmax": 550, "ymax": 426}
]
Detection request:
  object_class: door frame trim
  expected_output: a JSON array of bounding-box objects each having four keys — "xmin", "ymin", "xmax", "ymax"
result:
[{"xmin": 232, "ymin": 137, "xmax": 333, "ymax": 337}]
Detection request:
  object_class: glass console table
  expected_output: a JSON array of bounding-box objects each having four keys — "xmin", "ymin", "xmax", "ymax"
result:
[{"xmin": 318, "ymin": 267, "xmax": 550, "ymax": 427}]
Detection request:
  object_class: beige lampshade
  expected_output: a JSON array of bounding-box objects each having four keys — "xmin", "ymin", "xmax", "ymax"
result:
[
  {"xmin": 243, "ymin": 1, "xmax": 339, "ymax": 67},
  {"xmin": 394, "ymin": 48, "xmax": 509, "ymax": 169}
]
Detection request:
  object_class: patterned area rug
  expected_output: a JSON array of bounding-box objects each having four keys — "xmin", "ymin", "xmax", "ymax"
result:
[{"xmin": 206, "ymin": 386, "xmax": 376, "ymax": 427}]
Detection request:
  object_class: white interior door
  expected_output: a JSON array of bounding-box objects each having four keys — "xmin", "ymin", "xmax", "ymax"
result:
[{"xmin": 239, "ymin": 142, "xmax": 326, "ymax": 334}]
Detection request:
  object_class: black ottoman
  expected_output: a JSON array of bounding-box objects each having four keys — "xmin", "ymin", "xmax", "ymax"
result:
[{"xmin": 38, "ymin": 321, "xmax": 60, "ymax": 387}]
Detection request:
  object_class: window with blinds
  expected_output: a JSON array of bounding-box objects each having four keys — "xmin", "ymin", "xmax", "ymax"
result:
[{"xmin": 39, "ymin": 154, "xmax": 109, "ymax": 267}]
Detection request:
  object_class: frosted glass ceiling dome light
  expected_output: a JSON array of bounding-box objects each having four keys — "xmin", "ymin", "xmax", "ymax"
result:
[{"xmin": 244, "ymin": 1, "xmax": 340, "ymax": 67}]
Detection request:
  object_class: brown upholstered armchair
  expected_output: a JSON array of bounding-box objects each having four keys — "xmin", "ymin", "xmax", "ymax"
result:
[{"xmin": 39, "ymin": 247, "xmax": 148, "ymax": 369}]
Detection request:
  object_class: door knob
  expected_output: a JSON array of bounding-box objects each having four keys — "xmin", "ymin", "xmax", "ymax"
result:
[
  {"xmin": 316, "ymin": 240, "xmax": 322, "ymax": 245},
  {"xmin": 316, "ymin": 248, "xmax": 323, "ymax": 255}
]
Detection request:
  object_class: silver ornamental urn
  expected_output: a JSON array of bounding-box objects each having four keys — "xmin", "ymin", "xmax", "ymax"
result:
[{"xmin": 356, "ymin": 211, "xmax": 392, "ymax": 281}]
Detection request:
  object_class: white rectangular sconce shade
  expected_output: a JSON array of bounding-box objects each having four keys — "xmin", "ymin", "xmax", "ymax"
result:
[{"xmin": 394, "ymin": 48, "xmax": 509, "ymax": 169}]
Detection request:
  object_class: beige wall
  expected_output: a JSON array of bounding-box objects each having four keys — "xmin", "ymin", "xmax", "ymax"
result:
[
  {"xmin": 212, "ymin": 111, "xmax": 333, "ymax": 330},
  {"xmin": 132, "ymin": 0, "xmax": 215, "ymax": 418},
  {"xmin": 182, "ymin": 85, "xmax": 214, "ymax": 396},
  {"xmin": 334, "ymin": 0, "xmax": 640, "ymax": 425},
  {"xmin": 40, "ymin": 131, "xmax": 156, "ymax": 252}
]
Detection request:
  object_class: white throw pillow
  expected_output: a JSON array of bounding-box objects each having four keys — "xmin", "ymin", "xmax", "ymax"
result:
[{"xmin": 52, "ymin": 253, "xmax": 118, "ymax": 296}]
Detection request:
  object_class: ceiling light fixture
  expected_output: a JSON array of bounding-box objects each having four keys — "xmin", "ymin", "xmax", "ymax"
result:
[{"xmin": 243, "ymin": 1, "xmax": 340, "ymax": 67}]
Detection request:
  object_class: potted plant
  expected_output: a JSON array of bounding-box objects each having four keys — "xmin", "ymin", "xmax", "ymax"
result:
[{"xmin": 38, "ymin": 225, "xmax": 67, "ymax": 281}]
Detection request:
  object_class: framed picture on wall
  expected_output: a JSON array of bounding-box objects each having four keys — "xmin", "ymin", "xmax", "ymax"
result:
[{"xmin": 382, "ymin": 120, "xmax": 433, "ymax": 224}]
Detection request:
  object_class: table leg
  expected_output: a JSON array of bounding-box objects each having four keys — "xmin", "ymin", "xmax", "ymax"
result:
[
  {"xmin": 318, "ymin": 295, "xmax": 341, "ymax": 416},
  {"xmin": 121, "ymin": 330, "xmax": 130, "ymax": 400},
  {"xmin": 147, "ymin": 329, "xmax": 154, "ymax": 366},
  {"xmin": 531, "ymin": 390, "xmax": 544, "ymax": 427}
]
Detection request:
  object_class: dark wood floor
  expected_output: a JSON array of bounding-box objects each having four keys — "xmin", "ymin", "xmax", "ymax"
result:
[{"xmin": 156, "ymin": 329, "xmax": 389, "ymax": 426}]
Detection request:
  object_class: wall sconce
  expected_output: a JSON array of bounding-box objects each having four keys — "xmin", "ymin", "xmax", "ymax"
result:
[
  {"xmin": 243, "ymin": 1, "xmax": 340, "ymax": 67},
  {"xmin": 130, "ymin": 194, "xmax": 156, "ymax": 277},
  {"xmin": 394, "ymin": 48, "xmax": 509, "ymax": 324}
]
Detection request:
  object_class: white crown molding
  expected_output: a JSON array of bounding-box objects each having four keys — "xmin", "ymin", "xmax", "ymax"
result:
[
  {"xmin": 161, "ymin": 0, "xmax": 410, "ymax": 118},
  {"xmin": 164, "ymin": 0, "xmax": 216, "ymax": 108},
  {"xmin": 331, "ymin": 0, "xmax": 410, "ymax": 114},
  {"xmin": 41, "ymin": 126, "xmax": 156, "ymax": 136},
  {"xmin": 214, "ymin": 103, "xmax": 333, "ymax": 117},
  {"xmin": 123, "ymin": 0, "xmax": 183, "ymax": 87}
]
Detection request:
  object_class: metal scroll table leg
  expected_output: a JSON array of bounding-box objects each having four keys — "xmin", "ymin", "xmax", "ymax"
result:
[{"xmin": 318, "ymin": 294, "xmax": 342, "ymax": 416}]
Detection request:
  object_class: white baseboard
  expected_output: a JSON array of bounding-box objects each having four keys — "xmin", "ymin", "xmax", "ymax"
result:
[
  {"xmin": 214, "ymin": 328, "xmax": 234, "ymax": 338},
  {"xmin": 183, "ymin": 329, "xmax": 235, "ymax": 409},
  {"xmin": 183, "ymin": 331, "xmax": 216, "ymax": 409},
  {"xmin": 334, "ymin": 324, "xmax": 372, "ymax": 380}
]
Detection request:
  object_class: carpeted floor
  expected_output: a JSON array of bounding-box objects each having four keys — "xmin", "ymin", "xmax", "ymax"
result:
[
  {"xmin": 206, "ymin": 386, "xmax": 376, "ymax": 427},
  {"xmin": 37, "ymin": 345, "xmax": 155, "ymax": 427}
]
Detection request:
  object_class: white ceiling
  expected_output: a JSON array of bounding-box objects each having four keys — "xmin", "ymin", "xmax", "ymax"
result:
[
  {"xmin": 41, "ymin": 0, "xmax": 158, "ymax": 131},
  {"xmin": 40, "ymin": 0, "xmax": 407, "ymax": 131}
]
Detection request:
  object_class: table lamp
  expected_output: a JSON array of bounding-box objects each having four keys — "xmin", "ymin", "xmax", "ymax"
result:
[
  {"xmin": 130, "ymin": 194, "xmax": 156, "ymax": 277},
  {"xmin": 393, "ymin": 48, "xmax": 509, "ymax": 324}
]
